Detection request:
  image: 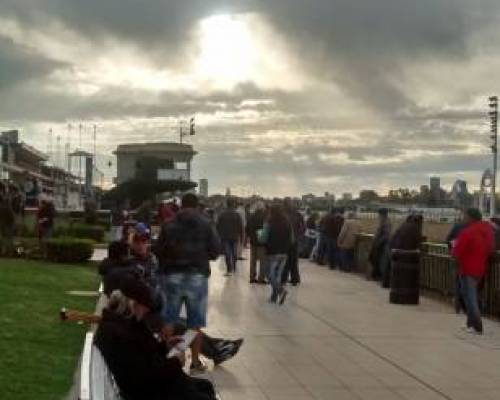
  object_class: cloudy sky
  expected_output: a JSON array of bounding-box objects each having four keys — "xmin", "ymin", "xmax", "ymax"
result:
[{"xmin": 1, "ymin": 0, "xmax": 499, "ymax": 197}]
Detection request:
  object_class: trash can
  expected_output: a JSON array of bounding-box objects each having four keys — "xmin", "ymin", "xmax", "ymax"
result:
[{"xmin": 390, "ymin": 249, "xmax": 420, "ymax": 305}]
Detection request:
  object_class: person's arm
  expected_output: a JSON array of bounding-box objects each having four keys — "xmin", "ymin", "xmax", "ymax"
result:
[
  {"xmin": 337, "ymin": 223, "xmax": 348, "ymax": 247},
  {"xmin": 452, "ymin": 230, "xmax": 469, "ymax": 260},
  {"xmin": 207, "ymin": 225, "xmax": 222, "ymax": 260}
]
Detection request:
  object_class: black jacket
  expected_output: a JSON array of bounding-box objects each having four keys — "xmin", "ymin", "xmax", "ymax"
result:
[
  {"xmin": 156, "ymin": 209, "xmax": 221, "ymax": 276},
  {"xmin": 216, "ymin": 209, "xmax": 243, "ymax": 241},
  {"xmin": 94, "ymin": 309, "xmax": 192, "ymax": 400},
  {"xmin": 266, "ymin": 218, "xmax": 293, "ymax": 255},
  {"xmin": 246, "ymin": 210, "xmax": 266, "ymax": 246}
]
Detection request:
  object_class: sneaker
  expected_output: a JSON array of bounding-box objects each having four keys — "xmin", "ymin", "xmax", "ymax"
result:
[
  {"xmin": 249, "ymin": 278, "xmax": 258, "ymax": 284},
  {"xmin": 213, "ymin": 339, "xmax": 244, "ymax": 366},
  {"xmin": 190, "ymin": 360, "xmax": 208, "ymax": 374},
  {"xmin": 256, "ymin": 279, "xmax": 267, "ymax": 285},
  {"xmin": 279, "ymin": 289, "xmax": 288, "ymax": 305}
]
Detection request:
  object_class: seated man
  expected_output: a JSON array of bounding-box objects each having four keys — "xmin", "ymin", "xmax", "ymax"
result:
[
  {"xmin": 99, "ymin": 234, "xmax": 243, "ymax": 366},
  {"xmin": 94, "ymin": 274, "xmax": 216, "ymax": 400}
]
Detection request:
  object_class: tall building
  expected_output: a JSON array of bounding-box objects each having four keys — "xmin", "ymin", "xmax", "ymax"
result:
[
  {"xmin": 199, "ymin": 178, "xmax": 208, "ymax": 197},
  {"xmin": 429, "ymin": 176, "xmax": 442, "ymax": 204},
  {"xmin": 114, "ymin": 142, "xmax": 197, "ymax": 185}
]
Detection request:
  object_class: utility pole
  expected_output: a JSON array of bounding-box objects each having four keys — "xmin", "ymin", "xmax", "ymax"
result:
[{"xmin": 489, "ymin": 96, "xmax": 498, "ymax": 217}]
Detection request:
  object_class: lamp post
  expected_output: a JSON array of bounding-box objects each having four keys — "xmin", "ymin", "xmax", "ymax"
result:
[{"xmin": 489, "ymin": 96, "xmax": 498, "ymax": 217}]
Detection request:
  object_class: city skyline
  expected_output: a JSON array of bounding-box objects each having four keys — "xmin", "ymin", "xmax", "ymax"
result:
[{"xmin": 1, "ymin": 1, "xmax": 500, "ymax": 196}]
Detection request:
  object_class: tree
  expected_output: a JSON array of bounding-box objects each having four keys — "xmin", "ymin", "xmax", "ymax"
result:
[{"xmin": 102, "ymin": 179, "xmax": 197, "ymax": 209}]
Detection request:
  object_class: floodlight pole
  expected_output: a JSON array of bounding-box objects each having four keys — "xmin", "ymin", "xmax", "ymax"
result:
[{"xmin": 490, "ymin": 96, "xmax": 498, "ymax": 217}]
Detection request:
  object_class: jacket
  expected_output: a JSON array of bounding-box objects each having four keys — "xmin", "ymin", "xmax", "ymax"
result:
[
  {"xmin": 322, "ymin": 214, "xmax": 345, "ymax": 239},
  {"xmin": 94, "ymin": 309, "xmax": 191, "ymax": 400},
  {"xmin": 266, "ymin": 218, "xmax": 293, "ymax": 255},
  {"xmin": 337, "ymin": 219, "xmax": 361, "ymax": 250},
  {"xmin": 156, "ymin": 209, "xmax": 221, "ymax": 276},
  {"xmin": 216, "ymin": 209, "xmax": 243, "ymax": 241},
  {"xmin": 246, "ymin": 209, "xmax": 266, "ymax": 246},
  {"xmin": 389, "ymin": 221, "xmax": 423, "ymax": 251},
  {"xmin": 452, "ymin": 221, "xmax": 494, "ymax": 278}
]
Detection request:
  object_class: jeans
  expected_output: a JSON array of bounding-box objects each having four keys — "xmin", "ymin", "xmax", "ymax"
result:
[
  {"xmin": 460, "ymin": 275, "xmax": 483, "ymax": 333},
  {"xmin": 340, "ymin": 249, "xmax": 355, "ymax": 272},
  {"xmin": 160, "ymin": 273, "xmax": 208, "ymax": 329},
  {"xmin": 282, "ymin": 242, "xmax": 300, "ymax": 284},
  {"xmin": 250, "ymin": 245, "xmax": 267, "ymax": 281},
  {"xmin": 314, "ymin": 233, "xmax": 327, "ymax": 264},
  {"xmin": 222, "ymin": 239, "xmax": 238, "ymax": 273},
  {"xmin": 268, "ymin": 254, "xmax": 288, "ymax": 300},
  {"xmin": 326, "ymin": 238, "xmax": 340, "ymax": 269}
]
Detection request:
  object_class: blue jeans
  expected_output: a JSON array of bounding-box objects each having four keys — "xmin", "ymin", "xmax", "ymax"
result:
[
  {"xmin": 340, "ymin": 249, "xmax": 355, "ymax": 272},
  {"xmin": 327, "ymin": 238, "xmax": 340, "ymax": 269},
  {"xmin": 222, "ymin": 239, "xmax": 238, "ymax": 273},
  {"xmin": 267, "ymin": 254, "xmax": 287, "ymax": 300},
  {"xmin": 160, "ymin": 273, "xmax": 209, "ymax": 329},
  {"xmin": 460, "ymin": 275, "xmax": 483, "ymax": 333}
]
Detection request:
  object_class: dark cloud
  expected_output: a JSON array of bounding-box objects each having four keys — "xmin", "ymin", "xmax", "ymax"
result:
[{"xmin": 0, "ymin": 36, "xmax": 66, "ymax": 89}]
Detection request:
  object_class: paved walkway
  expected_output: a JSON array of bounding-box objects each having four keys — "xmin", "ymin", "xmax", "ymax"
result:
[{"xmin": 203, "ymin": 252, "xmax": 500, "ymax": 400}]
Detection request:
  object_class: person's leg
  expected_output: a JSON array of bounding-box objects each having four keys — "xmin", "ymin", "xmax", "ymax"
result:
[
  {"xmin": 222, "ymin": 240, "xmax": 233, "ymax": 274},
  {"xmin": 185, "ymin": 274, "xmax": 209, "ymax": 368},
  {"xmin": 290, "ymin": 242, "xmax": 300, "ymax": 284},
  {"xmin": 327, "ymin": 238, "xmax": 336, "ymax": 269},
  {"xmin": 249, "ymin": 245, "xmax": 257, "ymax": 281},
  {"xmin": 344, "ymin": 249, "xmax": 355, "ymax": 272},
  {"xmin": 281, "ymin": 249, "xmax": 291, "ymax": 284},
  {"xmin": 460, "ymin": 276, "xmax": 483, "ymax": 333},
  {"xmin": 276, "ymin": 255, "xmax": 289, "ymax": 304},
  {"xmin": 160, "ymin": 273, "xmax": 184, "ymax": 338},
  {"xmin": 268, "ymin": 256, "xmax": 279, "ymax": 302},
  {"xmin": 257, "ymin": 247, "xmax": 268, "ymax": 281},
  {"xmin": 230, "ymin": 239, "xmax": 238, "ymax": 272}
]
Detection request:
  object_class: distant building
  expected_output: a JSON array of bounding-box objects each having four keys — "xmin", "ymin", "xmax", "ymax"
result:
[
  {"xmin": 225, "ymin": 187, "xmax": 231, "ymax": 197},
  {"xmin": 114, "ymin": 142, "xmax": 197, "ymax": 185},
  {"xmin": 199, "ymin": 178, "xmax": 208, "ymax": 197},
  {"xmin": 342, "ymin": 193, "xmax": 353, "ymax": 201},
  {"xmin": 429, "ymin": 176, "xmax": 444, "ymax": 205}
]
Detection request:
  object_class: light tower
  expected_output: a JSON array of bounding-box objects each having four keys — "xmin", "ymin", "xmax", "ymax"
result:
[{"xmin": 489, "ymin": 96, "xmax": 498, "ymax": 217}]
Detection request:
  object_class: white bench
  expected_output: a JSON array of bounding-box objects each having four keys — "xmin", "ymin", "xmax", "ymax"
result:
[{"xmin": 80, "ymin": 332, "xmax": 122, "ymax": 400}]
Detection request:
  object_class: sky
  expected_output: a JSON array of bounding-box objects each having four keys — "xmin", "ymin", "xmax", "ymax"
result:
[{"xmin": 1, "ymin": 0, "xmax": 500, "ymax": 197}]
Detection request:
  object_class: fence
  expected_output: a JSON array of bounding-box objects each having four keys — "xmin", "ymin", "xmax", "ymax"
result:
[{"xmin": 354, "ymin": 234, "xmax": 500, "ymax": 319}]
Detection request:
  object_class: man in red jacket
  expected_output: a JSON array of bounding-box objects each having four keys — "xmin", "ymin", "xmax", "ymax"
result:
[{"xmin": 452, "ymin": 208, "xmax": 494, "ymax": 334}]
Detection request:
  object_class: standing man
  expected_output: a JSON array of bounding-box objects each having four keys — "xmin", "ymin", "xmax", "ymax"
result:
[
  {"xmin": 452, "ymin": 208, "xmax": 494, "ymax": 335},
  {"xmin": 236, "ymin": 203, "xmax": 247, "ymax": 260},
  {"xmin": 369, "ymin": 208, "xmax": 391, "ymax": 280},
  {"xmin": 337, "ymin": 211, "xmax": 361, "ymax": 272},
  {"xmin": 323, "ymin": 208, "xmax": 345, "ymax": 270},
  {"xmin": 156, "ymin": 193, "xmax": 221, "ymax": 372},
  {"xmin": 246, "ymin": 202, "xmax": 267, "ymax": 284},
  {"xmin": 216, "ymin": 198, "xmax": 243, "ymax": 276},
  {"xmin": 281, "ymin": 199, "xmax": 305, "ymax": 286}
]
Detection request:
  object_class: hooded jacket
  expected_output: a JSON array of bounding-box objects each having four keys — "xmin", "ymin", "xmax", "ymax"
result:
[
  {"xmin": 156, "ymin": 209, "xmax": 221, "ymax": 276},
  {"xmin": 452, "ymin": 221, "xmax": 494, "ymax": 278},
  {"xmin": 94, "ymin": 309, "xmax": 192, "ymax": 400}
]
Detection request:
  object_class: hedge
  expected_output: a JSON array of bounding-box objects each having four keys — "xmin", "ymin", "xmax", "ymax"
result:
[
  {"xmin": 45, "ymin": 238, "xmax": 95, "ymax": 263},
  {"xmin": 65, "ymin": 224, "xmax": 106, "ymax": 243}
]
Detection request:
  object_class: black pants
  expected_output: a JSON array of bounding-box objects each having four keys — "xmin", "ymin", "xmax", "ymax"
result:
[
  {"xmin": 185, "ymin": 376, "xmax": 216, "ymax": 400},
  {"xmin": 282, "ymin": 242, "xmax": 300, "ymax": 284}
]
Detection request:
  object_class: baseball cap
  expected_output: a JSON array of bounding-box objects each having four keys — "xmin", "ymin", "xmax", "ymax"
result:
[{"xmin": 133, "ymin": 222, "xmax": 150, "ymax": 241}]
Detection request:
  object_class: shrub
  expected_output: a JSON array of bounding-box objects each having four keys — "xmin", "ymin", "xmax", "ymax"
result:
[
  {"xmin": 45, "ymin": 238, "xmax": 95, "ymax": 263},
  {"xmin": 66, "ymin": 224, "xmax": 106, "ymax": 242}
]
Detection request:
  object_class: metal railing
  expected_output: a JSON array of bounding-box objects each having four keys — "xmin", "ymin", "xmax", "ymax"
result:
[{"xmin": 354, "ymin": 234, "xmax": 500, "ymax": 318}]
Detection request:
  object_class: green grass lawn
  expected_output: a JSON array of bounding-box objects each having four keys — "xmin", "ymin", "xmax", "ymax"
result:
[{"xmin": 0, "ymin": 258, "xmax": 100, "ymax": 400}]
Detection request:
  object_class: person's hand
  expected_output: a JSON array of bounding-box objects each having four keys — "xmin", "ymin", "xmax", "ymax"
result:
[
  {"xmin": 166, "ymin": 335, "xmax": 184, "ymax": 347},
  {"xmin": 175, "ymin": 351, "xmax": 186, "ymax": 366}
]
